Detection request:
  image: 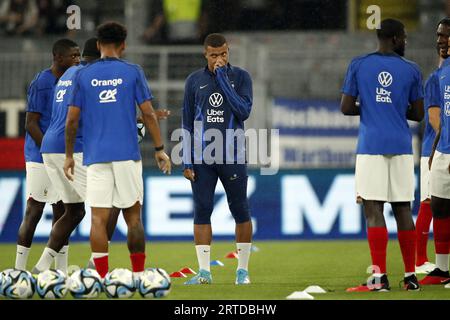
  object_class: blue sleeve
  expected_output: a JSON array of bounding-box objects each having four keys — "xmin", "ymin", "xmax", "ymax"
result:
[
  {"xmin": 341, "ymin": 59, "xmax": 359, "ymax": 97},
  {"xmin": 216, "ymin": 67, "xmax": 252, "ymax": 121},
  {"xmin": 135, "ymin": 66, "xmax": 153, "ymax": 105},
  {"xmin": 409, "ymin": 67, "xmax": 424, "ymax": 103},
  {"xmin": 26, "ymin": 77, "xmax": 47, "ymax": 114},
  {"xmin": 181, "ymin": 76, "xmax": 195, "ymax": 169},
  {"xmin": 68, "ymin": 71, "xmax": 83, "ymax": 109},
  {"xmin": 424, "ymin": 73, "xmax": 440, "ymax": 109}
]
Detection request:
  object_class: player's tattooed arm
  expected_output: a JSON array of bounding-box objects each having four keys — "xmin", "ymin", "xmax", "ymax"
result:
[
  {"xmin": 406, "ymin": 99, "xmax": 425, "ymax": 122},
  {"xmin": 24, "ymin": 112, "xmax": 44, "ymax": 146},
  {"xmin": 64, "ymin": 106, "xmax": 81, "ymax": 181},
  {"xmin": 340, "ymin": 95, "xmax": 360, "ymax": 116}
]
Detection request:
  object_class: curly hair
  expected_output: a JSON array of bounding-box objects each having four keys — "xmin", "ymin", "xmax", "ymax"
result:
[{"xmin": 96, "ymin": 21, "xmax": 127, "ymax": 46}]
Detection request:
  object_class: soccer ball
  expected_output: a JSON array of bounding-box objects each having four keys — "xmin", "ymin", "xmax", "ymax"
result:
[
  {"xmin": 68, "ymin": 268, "xmax": 103, "ymax": 299},
  {"xmin": 103, "ymin": 268, "xmax": 135, "ymax": 299},
  {"xmin": 137, "ymin": 122, "xmax": 145, "ymax": 144},
  {"xmin": 138, "ymin": 268, "xmax": 171, "ymax": 298},
  {"xmin": 0, "ymin": 268, "xmax": 14, "ymax": 297},
  {"xmin": 36, "ymin": 269, "xmax": 68, "ymax": 299},
  {"xmin": 2, "ymin": 269, "xmax": 35, "ymax": 299}
]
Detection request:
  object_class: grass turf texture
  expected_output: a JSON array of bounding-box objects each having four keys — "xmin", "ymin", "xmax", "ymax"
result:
[{"xmin": 0, "ymin": 240, "xmax": 449, "ymax": 300}]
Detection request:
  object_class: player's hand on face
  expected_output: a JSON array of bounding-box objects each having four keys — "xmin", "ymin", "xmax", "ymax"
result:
[
  {"xmin": 155, "ymin": 109, "xmax": 171, "ymax": 120},
  {"xmin": 64, "ymin": 157, "xmax": 75, "ymax": 181},
  {"xmin": 214, "ymin": 58, "xmax": 225, "ymax": 73},
  {"xmin": 183, "ymin": 169, "xmax": 195, "ymax": 182},
  {"xmin": 155, "ymin": 150, "xmax": 171, "ymax": 175}
]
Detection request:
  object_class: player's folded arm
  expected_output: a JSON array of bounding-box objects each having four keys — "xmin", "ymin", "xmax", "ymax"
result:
[{"xmin": 216, "ymin": 67, "xmax": 252, "ymax": 121}]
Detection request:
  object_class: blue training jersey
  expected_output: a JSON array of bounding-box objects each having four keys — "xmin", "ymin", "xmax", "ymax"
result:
[
  {"xmin": 342, "ymin": 52, "xmax": 424, "ymax": 155},
  {"xmin": 422, "ymin": 68, "xmax": 441, "ymax": 157},
  {"xmin": 437, "ymin": 62, "xmax": 450, "ymax": 154},
  {"xmin": 24, "ymin": 68, "xmax": 57, "ymax": 163},
  {"xmin": 181, "ymin": 64, "xmax": 253, "ymax": 168},
  {"xmin": 69, "ymin": 57, "xmax": 153, "ymax": 166},
  {"xmin": 41, "ymin": 63, "xmax": 86, "ymax": 154}
]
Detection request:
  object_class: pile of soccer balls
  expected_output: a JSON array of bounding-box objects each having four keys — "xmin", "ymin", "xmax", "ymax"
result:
[{"xmin": 0, "ymin": 267, "xmax": 170, "ymax": 299}]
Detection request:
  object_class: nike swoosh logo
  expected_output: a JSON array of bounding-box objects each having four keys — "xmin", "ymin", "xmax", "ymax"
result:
[
  {"xmin": 203, "ymin": 250, "xmax": 210, "ymax": 253},
  {"xmin": 200, "ymin": 85, "xmax": 208, "ymax": 89}
]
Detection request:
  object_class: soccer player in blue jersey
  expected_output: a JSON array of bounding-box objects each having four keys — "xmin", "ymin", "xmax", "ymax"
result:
[
  {"xmin": 415, "ymin": 19, "xmax": 450, "ymax": 276},
  {"xmin": 30, "ymin": 38, "xmax": 172, "ymax": 275},
  {"xmin": 64, "ymin": 22, "xmax": 171, "ymax": 280},
  {"xmin": 341, "ymin": 19, "xmax": 424, "ymax": 291},
  {"xmin": 424, "ymin": 25, "xmax": 450, "ymax": 287},
  {"xmin": 15, "ymin": 39, "xmax": 80, "ymax": 271},
  {"xmin": 182, "ymin": 33, "xmax": 253, "ymax": 285},
  {"xmin": 29, "ymin": 38, "xmax": 99, "ymax": 275}
]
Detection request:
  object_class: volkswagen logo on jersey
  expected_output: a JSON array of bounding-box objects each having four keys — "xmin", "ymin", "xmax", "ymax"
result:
[
  {"xmin": 378, "ymin": 71, "xmax": 393, "ymax": 88},
  {"xmin": 99, "ymin": 89, "xmax": 118, "ymax": 104},
  {"xmin": 55, "ymin": 89, "xmax": 66, "ymax": 102},
  {"xmin": 209, "ymin": 93, "xmax": 224, "ymax": 108}
]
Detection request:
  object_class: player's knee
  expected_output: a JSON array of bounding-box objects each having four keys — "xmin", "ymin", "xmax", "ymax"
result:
[
  {"xmin": 193, "ymin": 210, "xmax": 212, "ymax": 224},
  {"xmin": 24, "ymin": 201, "xmax": 45, "ymax": 224},
  {"xmin": 193, "ymin": 202, "xmax": 213, "ymax": 224},
  {"xmin": 431, "ymin": 197, "xmax": 450, "ymax": 219},
  {"xmin": 230, "ymin": 204, "xmax": 251, "ymax": 224}
]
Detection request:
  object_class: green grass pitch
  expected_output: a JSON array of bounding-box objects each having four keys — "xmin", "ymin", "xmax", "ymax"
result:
[{"xmin": 0, "ymin": 240, "xmax": 449, "ymax": 300}]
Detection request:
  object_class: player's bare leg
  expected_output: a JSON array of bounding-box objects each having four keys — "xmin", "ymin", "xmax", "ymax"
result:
[
  {"xmin": 51, "ymin": 200, "xmax": 65, "ymax": 226},
  {"xmin": 107, "ymin": 207, "xmax": 121, "ymax": 241},
  {"xmin": 15, "ymin": 198, "xmax": 46, "ymax": 270},
  {"xmin": 87, "ymin": 207, "xmax": 121, "ymax": 269},
  {"xmin": 194, "ymin": 224, "xmax": 212, "ymax": 245},
  {"xmin": 90, "ymin": 207, "xmax": 110, "ymax": 278},
  {"xmin": 32, "ymin": 203, "xmax": 86, "ymax": 275},
  {"xmin": 122, "ymin": 201, "xmax": 146, "ymax": 282}
]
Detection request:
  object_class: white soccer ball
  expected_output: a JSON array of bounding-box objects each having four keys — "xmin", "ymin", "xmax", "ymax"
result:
[
  {"xmin": 137, "ymin": 122, "xmax": 145, "ymax": 144},
  {"xmin": 36, "ymin": 269, "xmax": 67, "ymax": 299},
  {"xmin": 2, "ymin": 269, "xmax": 35, "ymax": 299},
  {"xmin": 0, "ymin": 269, "xmax": 14, "ymax": 297},
  {"xmin": 103, "ymin": 268, "xmax": 135, "ymax": 299},
  {"xmin": 138, "ymin": 268, "xmax": 171, "ymax": 298},
  {"xmin": 68, "ymin": 268, "xmax": 103, "ymax": 299}
]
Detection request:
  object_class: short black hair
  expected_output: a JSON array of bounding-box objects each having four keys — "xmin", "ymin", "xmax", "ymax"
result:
[
  {"xmin": 96, "ymin": 21, "xmax": 127, "ymax": 45},
  {"xmin": 82, "ymin": 37, "xmax": 100, "ymax": 58},
  {"xmin": 204, "ymin": 33, "xmax": 227, "ymax": 48},
  {"xmin": 438, "ymin": 17, "xmax": 450, "ymax": 28},
  {"xmin": 52, "ymin": 38, "xmax": 78, "ymax": 56},
  {"xmin": 376, "ymin": 19, "xmax": 405, "ymax": 40}
]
